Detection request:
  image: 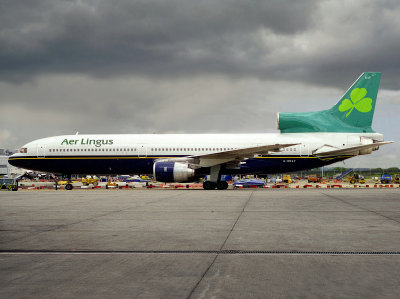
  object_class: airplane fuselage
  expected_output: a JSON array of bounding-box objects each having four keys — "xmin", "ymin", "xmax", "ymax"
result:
[{"xmin": 9, "ymin": 132, "xmax": 384, "ymax": 176}]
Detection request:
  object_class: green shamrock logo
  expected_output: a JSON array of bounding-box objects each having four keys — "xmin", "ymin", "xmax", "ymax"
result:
[{"xmin": 338, "ymin": 88, "xmax": 372, "ymax": 117}]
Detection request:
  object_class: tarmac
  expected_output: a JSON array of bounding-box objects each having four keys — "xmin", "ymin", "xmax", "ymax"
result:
[{"xmin": 1, "ymin": 189, "xmax": 400, "ymax": 298}]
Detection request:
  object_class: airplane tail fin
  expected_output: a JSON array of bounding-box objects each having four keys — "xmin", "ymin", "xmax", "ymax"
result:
[{"xmin": 277, "ymin": 72, "xmax": 381, "ymax": 133}]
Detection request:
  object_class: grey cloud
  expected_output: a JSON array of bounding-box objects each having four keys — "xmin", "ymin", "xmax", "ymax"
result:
[
  {"xmin": 1, "ymin": 0, "xmax": 317, "ymax": 82},
  {"xmin": 2, "ymin": 0, "xmax": 400, "ymax": 89}
]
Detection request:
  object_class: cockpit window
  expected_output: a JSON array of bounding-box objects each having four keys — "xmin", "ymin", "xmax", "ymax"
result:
[{"xmin": 19, "ymin": 147, "xmax": 27, "ymax": 153}]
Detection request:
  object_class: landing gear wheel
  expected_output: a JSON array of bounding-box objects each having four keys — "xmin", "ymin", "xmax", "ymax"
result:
[
  {"xmin": 65, "ymin": 183, "xmax": 73, "ymax": 190},
  {"xmin": 203, "ymin": 181, "xmax": 216, "ymax": 190},
  {"xmin": 216, "ymin": 181, "xmax": 228, "ymax": 190}
]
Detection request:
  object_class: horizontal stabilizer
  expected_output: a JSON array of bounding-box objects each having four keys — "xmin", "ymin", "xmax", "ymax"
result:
[{"xmin": 313, "ymin": 141, "xmax": 393, "ymax": 158}]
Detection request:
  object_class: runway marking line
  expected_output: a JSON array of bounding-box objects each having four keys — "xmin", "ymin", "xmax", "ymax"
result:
[{"xmin": 1, "ymin": 250, "xmax": 400, "ymax": 255}]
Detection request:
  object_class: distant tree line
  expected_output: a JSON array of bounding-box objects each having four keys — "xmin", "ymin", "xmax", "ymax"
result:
[{"xmin": 291, "ymin": 167, "xmax": 400, "ymax": 178}]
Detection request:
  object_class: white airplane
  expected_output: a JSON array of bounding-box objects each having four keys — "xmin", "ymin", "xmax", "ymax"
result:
[{"xmin": 9, "ymin": 72, "xmax": 393, "ymax": 190}]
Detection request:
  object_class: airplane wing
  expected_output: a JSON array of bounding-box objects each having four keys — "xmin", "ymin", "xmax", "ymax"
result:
[
  {"xmin": 162, "ymin": 143, "xmax": 299, "ymax": 167},
  {"xmin": 313, "ymin": 141, "xmax": 394, "ymax": 158}
]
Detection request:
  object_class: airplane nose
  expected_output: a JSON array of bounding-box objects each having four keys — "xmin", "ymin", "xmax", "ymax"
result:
[{"xmin": 8, "ymin": 155, "xmax": 25, "ymax": 168}]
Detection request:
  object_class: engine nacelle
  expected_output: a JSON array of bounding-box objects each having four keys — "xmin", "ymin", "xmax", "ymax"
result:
[
  {"xmin": 359, "ymin": 137, "xmax": 373, "ymax": 155},
  {"xmin": 153, "ymin": 161, "xmax": 195, "ymax": 183}
]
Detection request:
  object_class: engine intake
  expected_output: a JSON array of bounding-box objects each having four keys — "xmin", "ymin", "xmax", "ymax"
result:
[{"xmin": 153, "ymin": 161, "xmax": 195, "ymax": 183}]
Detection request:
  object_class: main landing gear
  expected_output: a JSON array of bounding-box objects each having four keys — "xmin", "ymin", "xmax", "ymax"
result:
[{"xmin": 202, "ymin": 165, "xmax": 229, "ymax": 190}]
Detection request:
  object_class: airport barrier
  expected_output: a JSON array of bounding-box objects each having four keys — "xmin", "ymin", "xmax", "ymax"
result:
[
  {"xmin": 15, "ymin": 180, "xmax": 400, "ymax": 190},
  {"xmin": 331, "ymin": 184, "xmax": 343, "ymax": 188}
]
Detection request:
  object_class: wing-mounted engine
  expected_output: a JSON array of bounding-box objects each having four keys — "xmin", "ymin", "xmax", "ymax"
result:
[{"xmin": 153, "ymin": 161, "xmax": 196, "ymax": 183}]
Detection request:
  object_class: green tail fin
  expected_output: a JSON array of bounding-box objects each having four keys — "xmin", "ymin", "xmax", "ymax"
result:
[{"xmin": 278, "ymin": 72, "xmax": 381, "ymax": 133}]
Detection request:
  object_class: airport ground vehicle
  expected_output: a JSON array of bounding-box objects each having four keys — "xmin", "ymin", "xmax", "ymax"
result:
[
  {"xmin": 308, "ymin": 174, "xmax": 321, "ymax": 183},
  {"xmin": 381, "ymin": 174, "xmax": 392, "ymax": 184},
  {"xmin": 335, "ymin": 169, "xmax": 353, "ymax": 180},
  {"xmin": 283, "ymin": 174, "xmax": 292, "ymax": 183},
  {"xmin": 348, "ymin": 173, "xmax": 366, "ymax": 184},
  {"xmin": 82, "ymin": 176, "xmax": 99, "ymax": 186},
  {"xmin": 233, "ymin": 179, "xmax": 266, "ymax": 188},
  {"xmin": 9, "ymin": 72, "xmax": 393, "ymax": 190},
  {"xmin": 0, "ymin": 178, "xmax": 18, "ymax": 191}
]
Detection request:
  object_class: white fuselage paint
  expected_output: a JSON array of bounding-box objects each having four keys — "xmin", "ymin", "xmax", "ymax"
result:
[{"xmin": 14, "ymin": 132, "xmax": 384, "ymax": 158}]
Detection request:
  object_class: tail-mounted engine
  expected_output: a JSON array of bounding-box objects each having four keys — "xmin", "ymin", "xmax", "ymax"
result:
[
  {"xmin": 153, "ymin": 161, "xmax": 195, "ymax": 183},
  {"xmin": 359, "ymin": 137, "xmax": 374, "ymax": 155}
]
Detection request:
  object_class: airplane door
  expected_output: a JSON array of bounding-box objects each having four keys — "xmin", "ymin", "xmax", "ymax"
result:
[
  {"xmin": 300, "ymin": 144, "xmax": 309, "ymax": 156},
  {"xmin": 37, "ymin": 145, "xmax": 46, "ymax": 158},
  {"xmin": 137, "ymin": 144, "xmax": 147, "ymax": 157}
]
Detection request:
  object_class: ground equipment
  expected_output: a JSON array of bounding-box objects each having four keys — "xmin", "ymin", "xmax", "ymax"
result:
[
  {"xmin": 348, "ymin": 173, "xmax": 366, "ymax": 184},
  {"xmin": 82, "ymin": 176, "xmax": 99, "ymax": 186},
  {"xmin": 283, "ymin": 174, "xmax": 292, "ymax": 183},
  {"xmin": 233, "ymin": 179, "xmax": 266, "ymax": 188},
  {"xmin": 381, "ymin": 174, "xmax": 392, "ymax": 184},
  {"xmin": 307, "ymin": 174, "xmax": 321, "ymax": 183},
  {"xmin": 0, "ymin": 178, "xmax": 18, "ymax": 191},
  {"xmin": 335, "ymin": 169, "xmax": 353, "ymax": 180}
]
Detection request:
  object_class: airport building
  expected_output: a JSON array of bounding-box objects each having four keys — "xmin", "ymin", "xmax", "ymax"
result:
[{"xmin": 0, "ymin": 149, "xmax": 25, "ymax": 177}]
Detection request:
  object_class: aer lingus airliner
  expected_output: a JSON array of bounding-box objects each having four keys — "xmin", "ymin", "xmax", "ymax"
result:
[{"xmin": 9, "ymin": 72, "xmax": 393, "ymax": 190}]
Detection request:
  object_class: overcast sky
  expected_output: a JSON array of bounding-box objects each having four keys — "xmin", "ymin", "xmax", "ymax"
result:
[{"xmin": 1, "ymin": 0, "xmax": 399, "ymax": 168}]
